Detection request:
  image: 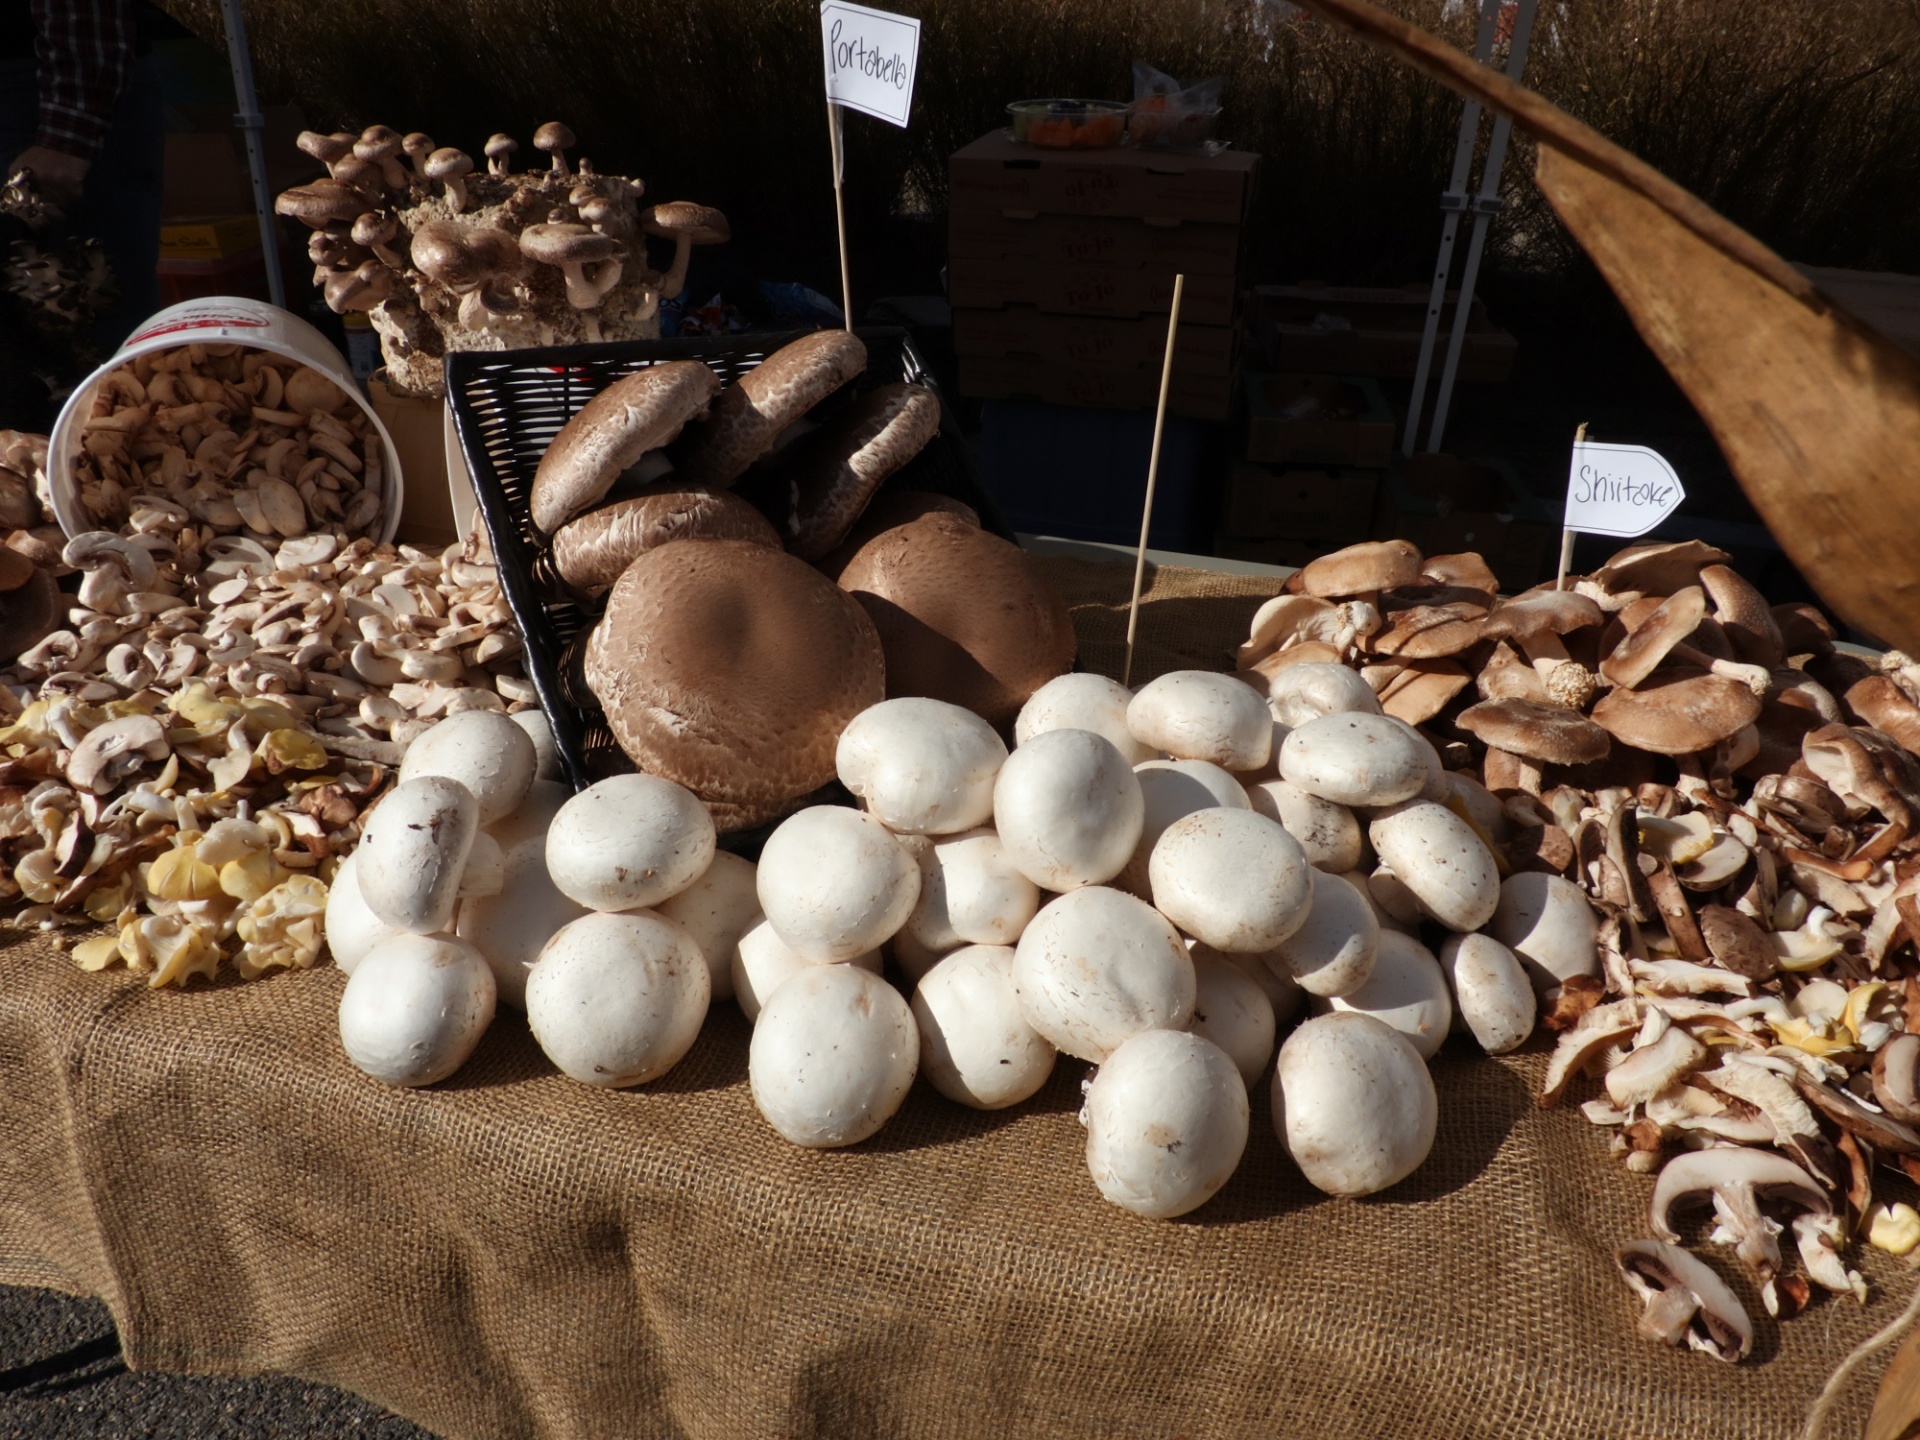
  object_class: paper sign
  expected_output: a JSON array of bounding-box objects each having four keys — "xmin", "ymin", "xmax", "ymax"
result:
[
  {"xmin": 1564, "ymin": 440, "xmax": 1686, "ymax": 538},
  {"xmin": 820, "ymin": 1, "xmax": 920, "ymax": 127}
]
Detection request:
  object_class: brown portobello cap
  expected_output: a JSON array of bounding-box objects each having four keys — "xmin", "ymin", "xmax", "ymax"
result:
[
  {"xmin": 584, "ymin": 538, "xmax": 884, "ymax": 832},
  {"xmin": 678, "ymin": 330, "xmax": 867, "ymax": 488},
  {"xmin": 819, "ymin": 489, "xmax": 979, "ymax": 579},
  {"xmin": 784, "ymin": 383, "xmax": 942, "ymax": 562},
  {"xmin": 837, "ymin": 512, "xmax": 1075, "ymax": 729},
  {"xmin": 530, "ymin": 361, "xmax": 720, "ymax": 533},
  {"xmin": 550, "ymin": 483, "xmax": 778, "ymax": 596}
]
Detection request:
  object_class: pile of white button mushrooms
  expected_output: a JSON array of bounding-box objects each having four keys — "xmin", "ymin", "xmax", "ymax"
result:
[{"xmin": 276, "ymin": 121, "xmax": 730, "ymax": 397}]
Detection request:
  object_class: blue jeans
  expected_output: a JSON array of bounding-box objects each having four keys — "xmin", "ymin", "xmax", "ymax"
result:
[{"xmin": 0, "ymin": 50, "xmax": 165, "ymax": 351}]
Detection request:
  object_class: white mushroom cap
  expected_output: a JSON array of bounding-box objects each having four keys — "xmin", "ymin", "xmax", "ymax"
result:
[
  {"xmin": 1488, "ymin": 872, "xmax": 1602, "ymax": 999},
  {"xmin": 337, "ymin": 933, "xmax": 497, "ymax": 1087},
  {"xmin": 1198, "ymin": 942, "xmax": 1302, "ymax": 1026},
  {"xmin": 1148, "ymin": 808, "xmax": 1312, "ymax": 953},
  {"xmin": 546, "ymin": 774, "xmax": 717, "ymax": 912},
  {"xmin": 732, "ymin": 917, "xmax": 882, "ymax": 1023},
  {"xmin": 756, "ymin": 806, "xmax": 920, "ymax": 961},
  {"xmin": 398, "ymin": 710, "xmax": 538, "ymax": 825},
  {"xmin": 324, "ymin": 847, "xmax": 405, "ymax": 975},
  {"xmin": 1083, "ymin": 1029, "xmax": 1250, "ymax": 1219},
  {"xmin": 1274, "ymin": 1012, "xmax": 1437, "ymax": 1197},
  {"xmin": 1366, "ymin": 799, "xmax": 1501, "ymax": 932},
  {"xmin": 887, "ymin": 924, "xmax": 951, "ymax": 987},
  {"xmin": 525, "ymin": 911, "xmax": 711, "ymax": 1086},
  {"xmin": 455, "ymin": 834, "xmax": 589, "ymax": 1010},
  {"xmin": 1279, "ymin": 712, "xmax": 1431, "ymax": 807},
  {"xmin": 911, "ymin": 945, "xmax": 1055, "ymax": 1109},
  {"xmin": 457, "ymin": 831, "xmax": 506, "ymax": 898},
  {"xmin": 1270, "ymin": 868, "xmax": 1380, "ymax": 997},
  {"xmin": 1113, "ymin": 758, "xmax": 1249, "ymax": 895},
  {"xmin": 356, "ymin": 775, "xmax": 480, "ymax": 934},
  {"xmin": 1015, "ymin": 672, "xmax": 1155, "ymax": 764},
  {"xmin": 992, "ymin": 728, "xmax": 1144, "ymax": 891},
  {"xmin": 1127, "ymin": 670, "xmax": 1273, "ymax": 772},
  {"xmin": 1439, "ymin": 932, "xmax": 1537, "ymax": 1055},
  {"xmin": 1188, "ymin": 948, "xmax": 1278, "ymax": 1086},
  {"xmin": 1012, "ymin": 886, "xmax": 1193, "ymax": 1061},
  {"xmin": 901, "ymin": 828, "xmax": 1040, "ymax": 953},
  {"xmin": 835, "ymin": 697, "xmax": 1008, "ymax": 835},
  {"xmin": 1243, "ymin": 778, "xmax": 1364, "ymax": 872},
  {"xmin": 1362, "ymin": 864, "xmax": 1426, "ymax": 933},
  {"xmin": 1316, "ymin": 929, "xmax": 1453, "ymax": 1060},
  {"xmin": 485, "ymin": 778, "xmax": 572, "ymax": 854},
  {"xmin": 654, "ymin": 850, "xmax": 760, "ymax": 1003},
  {"xmin": 749, "ymin": 963, "xmax": 918, "ymax": 1147},
  {"xmin": 1267, "ymin": 663, "xmax": 1384, "ymax": 727},
  {"xmin": 511, "ymin": 706, "xmax": 563, "ymax": 782}
]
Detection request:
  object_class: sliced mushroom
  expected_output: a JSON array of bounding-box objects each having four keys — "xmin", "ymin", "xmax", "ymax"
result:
[
  {"xmin": 1649, "ymin": 1148, "xmax": 1831, "ymax": 1315},
  {"xmin": 1615, "ymin": 1240, "xmax": 1752, "ymax": 1362}
]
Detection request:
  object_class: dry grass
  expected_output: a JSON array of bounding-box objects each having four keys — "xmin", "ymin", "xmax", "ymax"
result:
[{"xmin": 167, "ymin": 0, "xmax": 1920, "ymax": 287}]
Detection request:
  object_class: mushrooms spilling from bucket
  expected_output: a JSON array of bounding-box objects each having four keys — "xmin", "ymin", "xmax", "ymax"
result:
[{"xmin": 277, "ymin": 121, "xmax": 730, "ymax": 397}]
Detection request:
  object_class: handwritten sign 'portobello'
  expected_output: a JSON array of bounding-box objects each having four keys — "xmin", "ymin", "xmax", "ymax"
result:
[
  {"xmin": 820, "ymin": 2, "xmax": 921, "ymax": 127},
  {"xmin": 1564, "ymin": 440, "xmax": 1686, "ymax": 538}
]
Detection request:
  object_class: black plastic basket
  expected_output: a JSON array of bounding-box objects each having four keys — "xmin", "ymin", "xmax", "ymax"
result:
[{"xmin": 446, "ymin": 327, "xmax": 1009, "ymax": 804}]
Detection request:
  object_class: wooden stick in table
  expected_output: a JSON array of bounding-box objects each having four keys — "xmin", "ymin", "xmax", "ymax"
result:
[
  {"xmin": 1122, "ymin": 273, "xmax": 1186, "ymax": 688},
  {"xmin": 1555, "ymin": 420, "xmax": 1588, "ymax": 591},
  {"xmin": 826, "ymin": 99, "xmax": 854, "ymax": 329}
]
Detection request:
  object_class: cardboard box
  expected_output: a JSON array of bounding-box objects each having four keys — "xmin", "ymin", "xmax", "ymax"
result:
[
  {"xmin": 1221, "ymin": 461, "xmax": 1379, "ymax": 542},
  {"xmin": 949, "ymin": 133, "xmax": 1259, "ymax": 225},
  {"xmin": 948, "ymin": 209, "xmax": 1243, "ymax": 277},
  {"xmin": 959, "ymin": 352, "xmax": 1234, "ymax": 421},
  {"xmin": 367, "ymin": 373, "xmax": 469, "ymax": 546},
  {"xmin": 1243, "ymin": 373, "xmax": 1395, "ymax": 468},
  {"xmin": 1373, "ymin": 452, "xmax": 1556, "ymax": 591},
  {"xmin": 948, "ymin": 262, "xmax": 1236, "ymax": 327},
  {"xmin": 160, "ymin": 214, "xmax": 262, "ymax": 262},
  {"xmin": 953, "ymin": 306, "xmax": 1237, "ymax": 377},
  {"xmin": 1247, "ymin": 284, "xmax": 1518, "ymax": 382}
]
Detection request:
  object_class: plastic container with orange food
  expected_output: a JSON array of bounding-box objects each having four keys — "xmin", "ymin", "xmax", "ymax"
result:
[{"xmin": 1006, "ymin": 99, "xmax": 1128, "ymax": 150}]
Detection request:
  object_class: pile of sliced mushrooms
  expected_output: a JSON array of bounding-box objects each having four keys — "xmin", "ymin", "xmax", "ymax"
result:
[{"xmin": 276, "ymin": 121, "xmax": 730, "ymax": 397}]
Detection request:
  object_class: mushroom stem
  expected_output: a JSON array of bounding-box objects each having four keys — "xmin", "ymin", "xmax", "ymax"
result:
[
  {"xmin": 444, "ymin": 176, "xmax": 468, "ymax": 213},
  {"xmin": 560, "ymin": 255, "xmax": 623, "ymax": 310},
  {"xmin": 1672, "ymin": 643, "xmax": 1772, "ymax": 695},
  {"xmin": 658, "ymin": 235, "xmax": 694, "ymax": 301}
]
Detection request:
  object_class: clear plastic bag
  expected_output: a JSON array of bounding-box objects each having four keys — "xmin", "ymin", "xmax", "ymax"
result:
[{"xmin": 1127, "ymin": 62, "xmax": 1224, "ymax": 149}]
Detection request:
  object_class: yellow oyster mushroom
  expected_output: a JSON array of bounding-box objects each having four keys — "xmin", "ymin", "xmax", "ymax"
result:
[
  {"xmin": 169, "ymin": 683, "xmax": 241, "ymax": 729},
  {"xmin": 233, "ymin": 874, "xmax": 330, "ymax": 978},
  {"xmin": 144, "ymin": 916, "xmax": 223, "ymax": 987},
  {"xmin": 1771, "ymin": 1015, "xmax": 1854, "ymax": 1057},
  {"xmin": 71, "ymin": 933, "xmax": 124, "ymax": 971},
  {"xmin": 219, "ymin": 849, "xmax": 286, "ymax": 903},
  {"xmin": 146, "ymin": 844, "xmax": 223, "ymax": 902},
  {"xmin": 257, "ymin": 728, "xmax": 328, "ymax": 774},
  {"xmin": 238, "ymin": 697, "xmax": 303, "ymax": 737},
  {"xmin": 1869, "ymin": 1203, "xmax": 1920, "ymax": 1257}
]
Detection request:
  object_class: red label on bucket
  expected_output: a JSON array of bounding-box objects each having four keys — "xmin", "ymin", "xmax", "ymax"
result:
[{"xmin": 127, "ymin": 311, "xmax": 272, "ymax": 344}]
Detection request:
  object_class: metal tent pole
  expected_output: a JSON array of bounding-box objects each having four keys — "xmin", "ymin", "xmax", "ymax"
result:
[{"xmin": 218, "ymin": 0, "xmax": 286, "ymax": 308}]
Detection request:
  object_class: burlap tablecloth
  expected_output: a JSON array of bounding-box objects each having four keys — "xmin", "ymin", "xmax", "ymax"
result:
[{"xmin": 0, "ymin": 556, "xmax": 1903, "ymax": 1440}]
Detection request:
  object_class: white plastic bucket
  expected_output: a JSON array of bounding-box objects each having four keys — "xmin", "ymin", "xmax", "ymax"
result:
[{"xmin": 47, "ymin": 297, "xmax": 404, "ymax": 545}]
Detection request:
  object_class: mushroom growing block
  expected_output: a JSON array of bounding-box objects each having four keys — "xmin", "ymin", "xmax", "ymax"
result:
[
  {"xmin": 545, "ymin": 773, "xmax": 716, "ymax": 913},
  {"xmin": 1011, "ymin": 886, "xmax": 1192, "ymax": 1062},
  {"xmin": 355, "ymin": 775, "xmax": 480, "ymax": 934},
  {"xmin": 397, "ymin": 710, "xmax": 538, "ymax": 825},
  {"xmin": 525, "ymin": 911, "xmax": 711, "ymax": 1086},
  {"xmin": 337, "ymin": 933, "xmax": 497, "ymax": 1087},
  {"xmin": 1083, "ymin": 1029, "xmax": 1250, "ymax": 1219},
  {"xmin": 756, "ymin": 806, "xmax": 919, "ymax": 962},
  {"xmin": 1127, "ymin": 670, "xmax": 1273, "ymax": 772},
  {"xmin": 911, "ymin": 945, "xmax": 1055, "ymax": 1110},
  {"xmin": 1274, "ymin": 1012, "xmax": 1437, "ymax": 1196},
  {"xmin": 992, "ymin": 728, "xmax": 1144, "ymax": 891},
  {"xmin": 835, "ymin": 697, "xmax": 1007, "ymax": 835},
  {"xmin": 749, "ymin": 962, "xmax": 918, "ymax": 1147},
  {"xmin": 1149, "ymin": 808, "xmax": 1312, "ymax": 953}
]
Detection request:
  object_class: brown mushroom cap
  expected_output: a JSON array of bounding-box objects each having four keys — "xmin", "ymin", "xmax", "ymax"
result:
[
  {"xmin": 1369, "ymin": 601, "xmax": 1489, "ymax": 660},
  {"xmin": 1299, "ymin": 538, "xmax": 1421, "ymax": 598},
  {"xmin": 520, "ymin": 220, "xmax": 617, "ymax": 270},
  {"xmin": 1457, "ymin": 698, "xmax": 1610, "ymax": 766},
  {"xmin": 1698, "ymin": 904, "xmax": 1777, "ymax": 982},
  {"xmin": 353, "ymin": 125, "xmax": 402, "ymax": 162},
  {"xmin": 1421, "ymin": 551, "xmax": 1499, "ymax": 592},
  {"xmin": 584, "ymin": 538, "xmax": 885, "ymax": 831},
  {"xmin": 1700, "ymin": 564, "xmax": 1784, "ymax": 668},
  {"xmin": 1774, "ymin": 602, "xmax": 1836, "ymax": 657},
  {"xmin": 296, "ymin": 130, "xmax": 355, "ymax": 168},
  {"xmin": 410, "ymin": 220, "xmax": 520, "ymax": 291},
  {"xmin": 1480, "ymin": 588, "xmax": 1604, "ymax": 644},
  {"xmin": 1591, "ymin": 539, "xmax": 1733, "ymax": 600},
  {"xmin": 837, "ymin": 512, "xmax": 1075, "ymax": 727},
  {"xmin": 677, "ymin": 330, "xmax": 868, "ymax": 488},
  {"xmin": 1590, "ymin": 669, "xmax": 1764, "ymax": 755},
  {"xmin": 1369, "ymin": 659, "xmax": 1471, "ymax": 725},
  {"xmin": 424, "ymin": 147, "xmax": 474, "ymax": 183},
  {"xmin": 641, "ymin": 201, "xmax": 731, "ymax": 246},
  {"xmin": 1601, "ymin": 585, "xmax": 1709, "ymax": 689},
  {"xmin": 819, "ymin": 489, "xmax": 980, "ymax": 578},
  {"xmin": 0, "ymin": 544, "xmax": 34, "ymax": 592},
  {"xmin": 550, "ymin": 483, "xmax": 779, "ymax": 596},
  {"xmin": 783, "ymin": 383, "xmax": 942, "ymax": 562},
  {"xmin": 273, "ymin": 179, "xmax": 369, "ymax": 229},
  {"xmin": 534, "ymin": 121, "xmax": 575, "ymax": 159},
  {"xmin": 1846, "ymin": 676, "xmax": 1920, "ymax": 755},
  {"xmin": 531, "ymin": 361, "xmax": 722, "ymax": 533}
]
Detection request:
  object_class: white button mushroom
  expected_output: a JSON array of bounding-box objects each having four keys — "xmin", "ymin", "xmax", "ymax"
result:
[
  {"xmin": 324, "ymin": 847, "xmax": 405, "ymax": 975},
  {"xmin": 510, "ymin": 706, "xmax": 563, "ymax": 782},
  {"xmin": 1439, "ymin": 932, "xmax": 1537, "ymax": 1055},
  {"xmin": 1270, "ymin": 868, "xmax": 1380, "ymax": 998},
  {"xmin": 992, "ymin": 728, "xmax": 1144, "ymax": 891},
  {"xmin": 456, "ymin": 830, "xmax": 506, "ymax": 898},
  {"xmin": 1315, "ymin": 929, "xmax": 1453, "ymax": 1060},
  {"xmin": 756, "ymin": 806, "xmax": 920, "ymax": 962},
  {"xmin": 338, "ymin": 932, "xmax": 497, "ymax": 1087},
  {"xmin": 1113, "ymin": 758, "xmax": 1249, "ymax": 896},
  {"xmin": 1083, "ymin": 1029, "xmax": 1250, "ymax": 1219},
  {"xmin": 749, "ymin": 963, "xmax": 918, "ymax": 1147},
  {"xmin": 1148, "ymin": 808, "xmax": 1312, "ymax": 953},
  {"xmin": 398, "ymin": 710, "xmax": 539, "ymax": 825},
  {"xmin": 1011, "ymin": 886, "xmax": 1193, "ymax": 1062},
  {"xmin": 1243, "ymin": 777, "xmax": 1364, "ymax": 873},
  {"xmin": 1127, "ymin": 670, "xmax": 1272, "ymax": 772},
  {"xmin": 455, "ymin": 834, "xmax": 589, "ymax": 1010},
  {"xmin": 835, "ymin": 697, "xmax": 1007, "ymax": 835},
  {"xmin": 1278, "ymin": 712, "xmax": 1431, "ymax": 807},
  {"xmin": 1488, "ymin": 872, "xmax": 1602, "ymax": 999},
  {"xmin": 655, "ymin": 850, "xmax": 761, "ymax": 1003},
  {"xmin": 1362, "ymin": 864, "xmax": 1426, "ymax": 933},
  {"xmin": 356, "ymin": 775, "xmax": 480, "ymax": 934},
  {"xmin": 1274, "ymin": 1012, "xmax": 1437, "ymax": 1197},
  {"xmin": 546, "ymin": 773, "xmax": 717, "ymax": 913},
  {"xmin": 1015, "ymin": 672, "xmax": 1154, "ymax": 764},
  {"xmin": 888, "ymin": 924, "xmax": 951, "ymax": 988},
  {"xmin": 1266, "ymin": 662, "xmax": 1383, "ymax": 727},
  {"xmin": 1366, "ymin": 799, "xmax": 1501, "ymax": 932},
  {"xmin": 901, "ymin": 827, "xmax": 1041, "ymax": 955},
  {"xmin": 1188, "ymin": 948, "xmax": 1278, "ymax": 1086},
  {"xmin": 732, "ymin": 917, "xmax": 882, "ymax": 1023},
  {"xmin": 525, "ymin": 911, "xmax": 711, "ymax": 1086},
  {"xmin": 911, "ymin": 945, "xmax": 1055, "ymax": 1109},
  {"xmin": 1197, "ymin": 942, "xmax": 1302, "ymax": 1027},
  {"xmin": 485, "ymin": 777, "xmax": 571, "ymax": 853}
]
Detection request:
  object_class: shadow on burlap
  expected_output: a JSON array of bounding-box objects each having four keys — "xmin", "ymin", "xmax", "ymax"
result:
[{"xmin": 0, "ymin": 558, "xmax": 1902, "ymax": 1440}]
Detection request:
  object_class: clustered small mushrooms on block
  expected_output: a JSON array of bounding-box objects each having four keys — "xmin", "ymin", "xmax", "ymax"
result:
[{"xmin": 276, "ymin": 121, "xmax": 731, "ymax": 397}]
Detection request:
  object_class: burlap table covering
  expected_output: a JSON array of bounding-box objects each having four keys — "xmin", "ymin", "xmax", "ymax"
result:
[{"xmin": 0, "ymin": 555, "xmax": 1901, "ymax": 1439}]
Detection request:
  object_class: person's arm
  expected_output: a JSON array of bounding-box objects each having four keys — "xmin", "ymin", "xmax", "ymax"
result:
[{"xmin": 9, "ymin": 0, "xmax": 136, "ymax": 205}]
